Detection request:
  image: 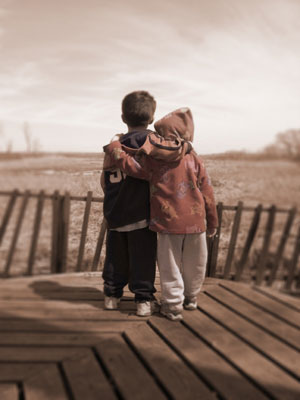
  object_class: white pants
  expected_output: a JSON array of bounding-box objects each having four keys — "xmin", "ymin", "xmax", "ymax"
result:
[{"xmin": 157, "ymin": 232, "xmax": 207, "ymax": 312}]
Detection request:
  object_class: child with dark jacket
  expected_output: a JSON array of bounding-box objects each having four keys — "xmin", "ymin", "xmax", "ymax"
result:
[
  {"xmin": 101, "ymin": 92, "xmax": 190, "ymax": 317},
  {"xmin": 104, "ymin": 107, "xmax": 218, "ymax": 320}
]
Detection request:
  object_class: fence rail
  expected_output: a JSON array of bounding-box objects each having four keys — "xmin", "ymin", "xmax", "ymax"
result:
[{"xmin": 0, "ymin": 190, "xmax": 299, "ymax": 292}]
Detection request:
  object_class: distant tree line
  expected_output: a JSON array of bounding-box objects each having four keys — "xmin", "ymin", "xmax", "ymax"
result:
[{"xmin": 263, "ymin": 129, "xmax": 300, "ymax": 161}]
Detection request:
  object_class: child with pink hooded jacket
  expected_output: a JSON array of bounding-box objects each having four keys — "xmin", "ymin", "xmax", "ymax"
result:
[{"xmin": 104, "ymin": 108, "xmax": 218, "ymax": 321}]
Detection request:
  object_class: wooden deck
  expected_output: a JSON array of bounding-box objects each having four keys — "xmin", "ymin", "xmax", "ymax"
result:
[{"xmin": 0, "ymin": 273, "xmax": 299, "ymax": 400}]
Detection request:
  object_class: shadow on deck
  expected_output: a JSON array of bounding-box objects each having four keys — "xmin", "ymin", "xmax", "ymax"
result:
[{"xmin": 0, "ymin": 272, "xmax": 299, "ymax": 400}]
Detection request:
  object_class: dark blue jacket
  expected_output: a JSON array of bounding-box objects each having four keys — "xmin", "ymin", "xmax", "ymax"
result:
[{"xmin": 103, "ymin": 129, "xmax": 152, "ymax": 229}]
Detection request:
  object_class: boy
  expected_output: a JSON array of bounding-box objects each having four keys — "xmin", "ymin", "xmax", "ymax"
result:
[
  {"xmin": 101, "ymin": 91, "xmax": 189, "ymax": 317},
  {"xmin": 104, "ymin": 107, "xmax": 218, "ymax": 321}
]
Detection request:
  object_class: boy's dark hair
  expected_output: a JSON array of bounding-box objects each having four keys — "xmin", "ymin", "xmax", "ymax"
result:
[{"xmin": 122, "ymin": 91, "xmax": 156, "ymax": 127}]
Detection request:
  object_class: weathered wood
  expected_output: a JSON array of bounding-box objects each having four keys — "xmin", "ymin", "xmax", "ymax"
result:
[
  {"xmin": 51, "ymin": 190, "xmax": 60, "ymax": 273},
  {"xmin": 223, "ymin": 201, "xmax": 243, "ymax": 279},
  {"xmin": 205, "ymin": 284, "xmax": 300, "ymax": 349},
  {"xmin": 285, "ymin": 224, "xmax": 300, "ymax": 291},
  {"xmin": 182, "ymin": 309, "xmax": 300, "ymax": 400},
  {"xmin": 63, "ymin": 348, "xmax": 117, "ymax": 400},
  {"xmin": 3, "ymin": 190, "xmax": 30, "ymax": 276},
  {"xmin": 125, "ymin": 323, "xmax": 215, "ymax": 399},
  {"xmin": 235, "ymin": 204, "xmax": 262, "ymax": 281},
  {"xmin": 0, "ymin": 320, "xmax": 145, "ymax": 332},
  {"xmin": 26, "ymin": 190, "xmax": 45, "ymax": 275},
  {"xmin": 207, "ymin": 201, "xmax": 223, "ymax": 277},
  {"xmin": 220, "ymin": 280, "xmax": 300, "ymax": 328},
  {"xmin": 150, "ymin": 317, "xmax": 267, "ymax": 400},
  {"xmin": 0, "ymin": 346, "xmax": 85, "ymax": 362},
  {"xmin": 0, "ymin": 384, "xmax": 19, "ymax": 400},
  {"xmin": 0, "ymin": 332, "xmax": 118, "ymax": 346},
  {"xmin": 92, "ymin": 217, "xmax": 107, "ymax": 271},
  {"xmin": 0, "ymin": 189, "xmax": 18, "ymax": 246},
  {"xmin": 255, "ymin": 205, "xmax": 277, "ymax": 285},
  {"xmin": 254, "ymin": 286, "xmax": 300, "ymax": 312},
  {"xmin": 95, "ymin": 333, "xmax": 166, "ymax": 400},
  {"xmin": 56, "ymin": 192, "xmax": 70, "ymax": 273},
  {"xmin": 24, "ymin": 364, "xmax": 68, "ymax": 400},
  {"xmin": 268, "ymin": 207, "xmax": 297, "ymax": 286},
  {"xmin": 76, "ymin": 191, "xmax": 93, "ymax": 271},
  {"xmin": 197, "ymin": 292, "xmax": 300, "ymax": 378}
]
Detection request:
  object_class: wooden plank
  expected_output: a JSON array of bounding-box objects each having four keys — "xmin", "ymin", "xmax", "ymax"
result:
[
  {"xmin": 197, "ymin": 292, "xmax": 300, "ymax": 379},
  {"xmin": 223, "ymin": 201, "xmax": 243, "ymax": 279},
  {"xmin": 149, "ymin": 316, "xmax": 267, "ymax": 400},
  {"xmin": 24, "ymin": 364, "xmax": 68, "ymax": 400},
  {"xmin": 51, "ymin": 190, "xmax": 60, "ymax": 273},
  {"xmin": 27, "ymin": 190, "xmax": 45, "ymax": 275},
  {"xmin": 255, "ymin": 205, "xmax": 276, "ymax": 285},
  {"xmin": 0, "ymin": 346, "xmax": 86, "ymax": 362},
  {"xmin": 0, "ymin": 332, "xmax": 119, "ymax": 346},
  {"xmin": 254, "ymin": 286, "xmax": 300, "ymax": 312},
  {"xmin": 207, "ymin": 201, "xmax": 223, "ymax": 277},
  {"xmin": 0, "ymin": 384, "xmax": 19, "ymax": 400},
  {"xmin": 0, "ymin": 363, "xmax": 43, "ymax": 381},
  {"xmin": 204, "ymin": 284, "xmax": 300, "ymax": 350},
  {"xmin": 0, "ymin": 320, "xmax": 145, "ymax": 332},
  {"xmin": 92, "ymin": 217, "xmax": 107, "ymax": 271},
  {"xmin": 3, "ymin": 190, "xmax": 30, "ymax": 276},
  {"xmin": 182, "ymin": 310, "xmax": 300, "ymax": 400},
  {"xmin": 124, "ymin": 323, "xmax": 215, "ymax": 400},
  {"xmin": 0, "ymin": 304, "xmax": 136, "ymax": 319},
  {"xmin": 95, "ymin": 333, "xmax": 166, "ymax": 400},
  {"xmin": 285, "ymin": 224, "xmax": 300, "ymax": 290},
  {"xmin": 0, "ymin": 189, "xmax": 18, "ymax": 246},
  {"xmin": 220, "ymin": 281, "xmax": 300, "ymax": 328},
  {"xmin": 235, "ymin": 204, "xmax": 262, "ymax": 281},
  {"xmin": 63, "ymin": 347, "xmax": 117, "ymax": 400},
  {"xmin": 267, "ymin": 207, "xmax": 297, "ymax": 286},
  {"xmin": 76, "ymin": 191, "xmax": 93, "ymax": 272}
]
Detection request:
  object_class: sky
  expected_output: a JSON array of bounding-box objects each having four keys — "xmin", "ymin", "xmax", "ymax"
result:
[{"xmin": 0, "ymin": 0, "xmax": 300, "ymax": 154}]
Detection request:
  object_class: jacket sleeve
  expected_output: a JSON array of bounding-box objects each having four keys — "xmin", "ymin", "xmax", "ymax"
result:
[
  {"xmin": 138, "ymin": 132, "xmax": 192, "ymax": 161},
  {"xmin": 103, "ymin": 141, "xmax": 151, "ymax": 181},
  {"xmin": 197, "ymin": 157, "xmax": 218, "ymax": 230}
]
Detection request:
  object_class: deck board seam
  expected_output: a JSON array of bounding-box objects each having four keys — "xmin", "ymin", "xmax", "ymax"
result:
[
  {"xmin": 218, "ymin": 284, "xmax": 300, "ymax": 330},
  {"xmin": 204, "ymin": 290, "xmax": 300, "ymax": 352}
]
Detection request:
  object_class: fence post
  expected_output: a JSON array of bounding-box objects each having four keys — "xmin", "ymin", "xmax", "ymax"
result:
[
  {"xmin": 255, "ymin": 205, "xmax": 276, "ymax": 285},
  {"xmin": 51, "ymin": 190, "xmax": 60, "ymax": 273},
  {"xmin": 56, "ymin": 192, "xmax": 70, "ymax": 273},
  {"xmin": 267, "ymin": 207, "xmax": 297, "ymax": 286},
  {"xmin": 234, "ymin": 204, "xmax": 262, "ymax": 281},
  {"xmin": 26, "ymin": 190, "xmax": 45, "ymax": 275},
  {"xmin": 207, "ymin": 202, "xmax": 223, "ymax": 277},
  {"xmin": 285, "ymin": 225, "xmax": 300, "ymax": 291},
  {"xmin": 4, "ymin": 190, "xmax": 30, "ymax": 276},
  {"xmin": 0, "ymin": 189, "xmax": 18, "ymax": 246},
  {"xmin": 76, "ymin": 191, "xmax": 93, "ymax": 272},
  {"xmin": 92, "ymin": 218, "xmax": 107, "ymax": 271},
  {"xmin": 223, "ymin": 201, "xmax": 243, "ymax": 279}
]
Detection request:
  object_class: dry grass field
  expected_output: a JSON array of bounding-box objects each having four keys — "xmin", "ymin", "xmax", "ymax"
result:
[{"xmin": 0, "ymin": 152, "xmax": 299, "ymax": 279}]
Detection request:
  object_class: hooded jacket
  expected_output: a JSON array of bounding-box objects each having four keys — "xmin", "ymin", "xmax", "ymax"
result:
[
  {"xmin": 104, "ymin": 108, "xmax": 218, "ymax": 234},
  {"xmin": 102, "ymin": 127, "xmax": 191, "ymax": 229}
]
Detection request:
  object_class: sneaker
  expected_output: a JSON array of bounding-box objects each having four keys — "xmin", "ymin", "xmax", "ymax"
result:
[
  {"xmin": 160, "ymin": 309, "xmax": 183, "ymax": 321},
  {"xmin": 136, "ymin": 300, "xmax": 159, "ymax": 317},
  {"xmin": 104, "ymin": 296, "xmax": 120, "ymax": 310},
  {"xmin": 183, "ymin": 297, "xmax": 197, "ymax": 310}
]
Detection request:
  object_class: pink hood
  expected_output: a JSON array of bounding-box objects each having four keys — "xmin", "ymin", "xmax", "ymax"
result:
[{"xmin": 154, "ymin": 107, "xmax": 194, "ymax": 142}]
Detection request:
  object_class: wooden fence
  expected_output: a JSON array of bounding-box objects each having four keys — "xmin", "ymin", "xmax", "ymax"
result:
[{"xmin": 0, "ymin": 190, "xmax": 299, "ymax": 292}]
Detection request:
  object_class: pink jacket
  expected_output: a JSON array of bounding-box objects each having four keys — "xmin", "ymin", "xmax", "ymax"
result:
[{"xmin": 104, "ymin": 108, "xmax": 218, "ymax": 234}]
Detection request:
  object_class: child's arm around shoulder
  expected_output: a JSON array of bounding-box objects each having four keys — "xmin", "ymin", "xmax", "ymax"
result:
[{"xmin": 103, "ymin": 140, "xmax": 150, "ymax": 181}]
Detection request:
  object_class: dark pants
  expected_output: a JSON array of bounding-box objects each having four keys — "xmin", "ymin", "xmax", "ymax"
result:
[{"xmin": 102, "ymin": 227, "xmax": 157, "ymax": 302}]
